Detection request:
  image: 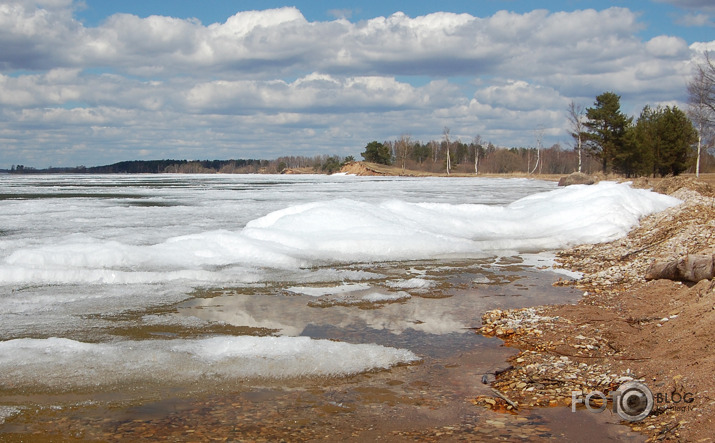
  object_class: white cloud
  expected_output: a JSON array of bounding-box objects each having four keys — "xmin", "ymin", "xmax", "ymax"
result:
[
  {"xmin": 0, "ymin": 2, "xmax": 713, "ymax": 166},
  {"xmin": 646, "ymin": 35, "xmax": 689, "ymax": 57},
  {"xmin": 675, "ymin": 12, "xmax": 713, "ymax": 27},
  {"xmin": 474, "ymin": 80, "xmax": 565, "ymax": 112},
  {"xmin": 654, "ymin": 0, "xmax": 715, "ymax": 14}
]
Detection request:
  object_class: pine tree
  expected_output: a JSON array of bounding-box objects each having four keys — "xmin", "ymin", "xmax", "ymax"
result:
[
  {"xmin": 584, "ymin": 92, "xmax": 633, "ymax": 173},
  {"xmin": 360, "ymin": 141, "xmax": 392, "ymax": 165},
  {"xmin": 630, "ymin": 105, "xmax": 697, "ymax": 177}
]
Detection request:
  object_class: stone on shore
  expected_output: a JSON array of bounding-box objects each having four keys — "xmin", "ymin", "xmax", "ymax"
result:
[{"xmin": 557, "ymin": 172, "xmax": 597, "ymax": 187}]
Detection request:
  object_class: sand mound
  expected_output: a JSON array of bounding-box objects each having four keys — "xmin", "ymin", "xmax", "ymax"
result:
[{"xmin": 338, "ymin": 162, "xmax": 387, "ymax": 176}]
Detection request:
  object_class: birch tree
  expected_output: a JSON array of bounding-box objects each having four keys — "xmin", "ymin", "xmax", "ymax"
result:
[
  {"xmin": 567, "ymin": 101, "xmax": 586, "ymax": 173},
  {"xmin": 395, "ymin": 134, "xmax": 412, "ymax": 173},
  {"xmin": 688, "ymin": 52, "xmax": 715, "ymax": 178},
  {"xmin": 530, "ymin": 126, "xmax": 544, "ymax": 174},
  {"xmin": 473, "ymin": 134, "xmax": 483, "ymax": 174},
  {"xmin": 443, "ymin": 127, "xmax": 451, "ymax": 175}
]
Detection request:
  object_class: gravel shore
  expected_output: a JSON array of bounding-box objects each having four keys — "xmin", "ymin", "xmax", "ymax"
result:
[{"xmin": 476, "ymin": 177, "xmax": 715, "ymax": 442}]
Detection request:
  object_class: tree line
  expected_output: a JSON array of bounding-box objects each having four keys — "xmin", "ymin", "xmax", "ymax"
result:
[
  {"xmin": 361, "ymin": 135, "xmax": 604, "ymax": 175},
  {"xmin": 361, "ymin": 53, "xmax": 715, "ymax": 177},
  {"xmin": 6, "ymin": 156, "xmax": 356, "ymax": 175}
]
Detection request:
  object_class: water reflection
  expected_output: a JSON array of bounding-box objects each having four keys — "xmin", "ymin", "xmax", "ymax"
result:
[{"xmin": 178, "ymin": 260, "xmax": 582, "ymax": 357}]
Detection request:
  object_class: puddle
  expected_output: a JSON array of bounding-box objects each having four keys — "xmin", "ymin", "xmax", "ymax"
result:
[{"xmin": 0, "ymin": 258, "xmax": 644, "ymax": 441}]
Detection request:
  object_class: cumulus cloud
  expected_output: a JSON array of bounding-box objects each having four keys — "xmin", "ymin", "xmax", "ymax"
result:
[
  {"xmin": 675, "ymin": 12, "xmax": 713, "ymax": 27},
  {"xmin": 0, "ymin": 5, "xmax": 652, "ymax": 78},
  {"xmin": 645, "ymin": 35, "xmax": 689, "ymax": 57},
  {"xmin": 0, "ymin": 1, "xmax": 713, "ymax": 166},
  {"xmin": 654, "ymin": 0, "xmax": 715, "ymax": 13}
]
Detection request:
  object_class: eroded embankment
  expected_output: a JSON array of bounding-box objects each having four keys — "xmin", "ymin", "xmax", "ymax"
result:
[{"xmin": 476, "ymin": 177, "xmax": 715, "ymax": 442}]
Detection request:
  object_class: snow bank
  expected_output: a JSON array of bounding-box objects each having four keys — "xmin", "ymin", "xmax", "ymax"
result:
[
  {"xmin": 0, "ymin": 182, "xmax": 680, "ymax": 287},
  {"xmin": 0, "ymin": 336, "xmax": 419, "ymax": 389}
]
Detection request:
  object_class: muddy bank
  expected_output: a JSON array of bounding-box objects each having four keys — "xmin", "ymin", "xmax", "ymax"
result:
[{"xmin": 477, "ymin": 177, "xmax": 715, "ymax": 442}]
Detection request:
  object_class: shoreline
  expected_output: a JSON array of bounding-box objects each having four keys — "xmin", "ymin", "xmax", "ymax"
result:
[{"xmin": 476, "ymin": 176, "xmax": 715, "ymax": 442}]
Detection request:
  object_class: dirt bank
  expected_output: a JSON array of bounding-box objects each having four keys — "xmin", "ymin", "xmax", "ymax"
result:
[
  {"xmin": 477, "ymin": 177, "xmax": 715, "ymax": 442},
  {"xmin": 338, "ymin": 162, "xmax": 389, "ymax": 176}
]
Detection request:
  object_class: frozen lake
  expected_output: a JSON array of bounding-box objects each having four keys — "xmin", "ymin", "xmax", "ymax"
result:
[{"xmin": 0, "ymin": 174, "xmax": 677, "ymax": 438}]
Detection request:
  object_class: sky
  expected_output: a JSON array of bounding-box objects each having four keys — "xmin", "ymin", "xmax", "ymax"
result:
[{"xmin": 1, "ymin": 0, "xmax": 714, "ymax": 168}]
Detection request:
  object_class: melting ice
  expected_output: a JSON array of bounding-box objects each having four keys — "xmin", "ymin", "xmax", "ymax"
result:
[
  {"xmin": 0, "ymin": 175, "xmax": 680, "ymax": 388},
  {"xmin": 1, "ymin": 181, "xmax": 679, "ymax": 286}
]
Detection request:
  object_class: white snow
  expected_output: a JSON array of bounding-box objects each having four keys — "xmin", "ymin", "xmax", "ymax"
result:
[
  {"xmin": 0, "ymin": 336, "xmax": 419, "ymax": 389},
  {"xmin": 0, "ymin": 181, "xmax": 680, "ymax": 288}
]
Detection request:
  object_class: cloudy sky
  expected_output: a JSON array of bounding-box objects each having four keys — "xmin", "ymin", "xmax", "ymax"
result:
[{"xmin": 1, "ymin": 0, "xmax": 714, "ymax": 168}]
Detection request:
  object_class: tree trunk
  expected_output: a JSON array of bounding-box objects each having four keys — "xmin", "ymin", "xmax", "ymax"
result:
[
  {"xmin": 446, "ymin": 147, "xmax": 451, "ymax": 175},
  {"xmin": 696, "ymin": 132, "xmax": 701, "ymax": 178}
]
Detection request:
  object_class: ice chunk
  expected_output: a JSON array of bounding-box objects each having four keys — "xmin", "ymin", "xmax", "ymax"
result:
[
  {"xmin": 361, "ymin": 292, "xmax": 411, "ymax": 302},
  {"xmin": 286, "ymin": 283, "xmax": 371, "ymax": 297},
  {"xmin": 386, "ymin": 278, "xmax": 434, "ymax": 290},
  {"xmin": 0, "ymin": 336, "xmax": 419, "ymax": 390}
]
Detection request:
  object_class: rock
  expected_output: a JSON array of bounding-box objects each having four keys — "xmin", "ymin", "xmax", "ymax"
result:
[
  {"xmin": 557, "ymin": 172, "xmax": 597, "ymax": 187},
  {"xmin": 645, "ymin": 255, "xmax": 715, "ymax": 282}
]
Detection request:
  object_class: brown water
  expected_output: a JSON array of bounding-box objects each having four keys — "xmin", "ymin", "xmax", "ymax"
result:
[{"xmin": 0, "ymin": 258, "xmax": 645, "ymax": 441}]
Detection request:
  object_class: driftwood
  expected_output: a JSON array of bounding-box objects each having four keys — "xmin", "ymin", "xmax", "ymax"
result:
[
  {"xmin": 491, "ymin": 388, "xmax": 519, "ymax": 410},
  {"xmin": 645, "ymin": 255, "xmax": 715, "ymax": 282}
]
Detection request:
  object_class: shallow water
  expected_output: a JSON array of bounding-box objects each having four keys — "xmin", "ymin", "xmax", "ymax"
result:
[
  {"xmin": 0, "ymin": 262, "xmax": 642, "ymax": 441},
  {"xmin": 0, "ymin": 174, "xmax": 665, "ymax": 440}
]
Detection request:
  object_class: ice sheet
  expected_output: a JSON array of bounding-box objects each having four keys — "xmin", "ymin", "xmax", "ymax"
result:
[
  {"xmin": 0, "ymin": 182, "xmax": 680, "ymax": 288},
  {"xmin": 0, "ymin": 336, "xmax": 419, "ymax": 389},
  {"xmin": 286, "ymin": 283, "xmax": 372, "ymax": 297},
  {"xmin": 0, "ymin": 178, "xmax": 680, "ymax": 342}
]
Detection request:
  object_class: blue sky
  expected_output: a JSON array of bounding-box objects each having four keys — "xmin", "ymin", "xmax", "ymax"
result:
[
  {"xmin": 1, "ymin": 0, "xmax": 713, "ymax": 167},
  {"xmin": 75, "ymin": 0, "xmax": 712, "ymax": 43}
]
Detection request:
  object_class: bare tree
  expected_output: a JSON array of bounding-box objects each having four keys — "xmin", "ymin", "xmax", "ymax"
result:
[
  {"xmin": 473, "ymin": 134, "xmax": 483, "ymax": 174},
  {"xmin": 688, "ymin": 52, "xmax": 715, "ymax": 178},
  {"xmin": 395, "ymin": 134, "xmax": 412, "ymax": 173},
  {"xmin": 530, "ymin": 126, "xmax": 544, "ymax": 174},
  {"xmin": 567, "ymin": 100, "xmax": 586, "ymax": 173},
  {"xmin": 443, "ymin": 127, "xmax": 451, "ymax": 175},
  {"xmin": 429, "ymin": 140, "xmax": 439, "ymax": 164}
]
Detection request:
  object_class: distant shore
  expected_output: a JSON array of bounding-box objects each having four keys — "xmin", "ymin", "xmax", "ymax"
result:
[
  {"xmin": 340, "ymin": 162, "xmax": 715, "ymax": 190},
  {"xmin": 5, "ymin": 159, "xmax": 714, "ymax": 188}
]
